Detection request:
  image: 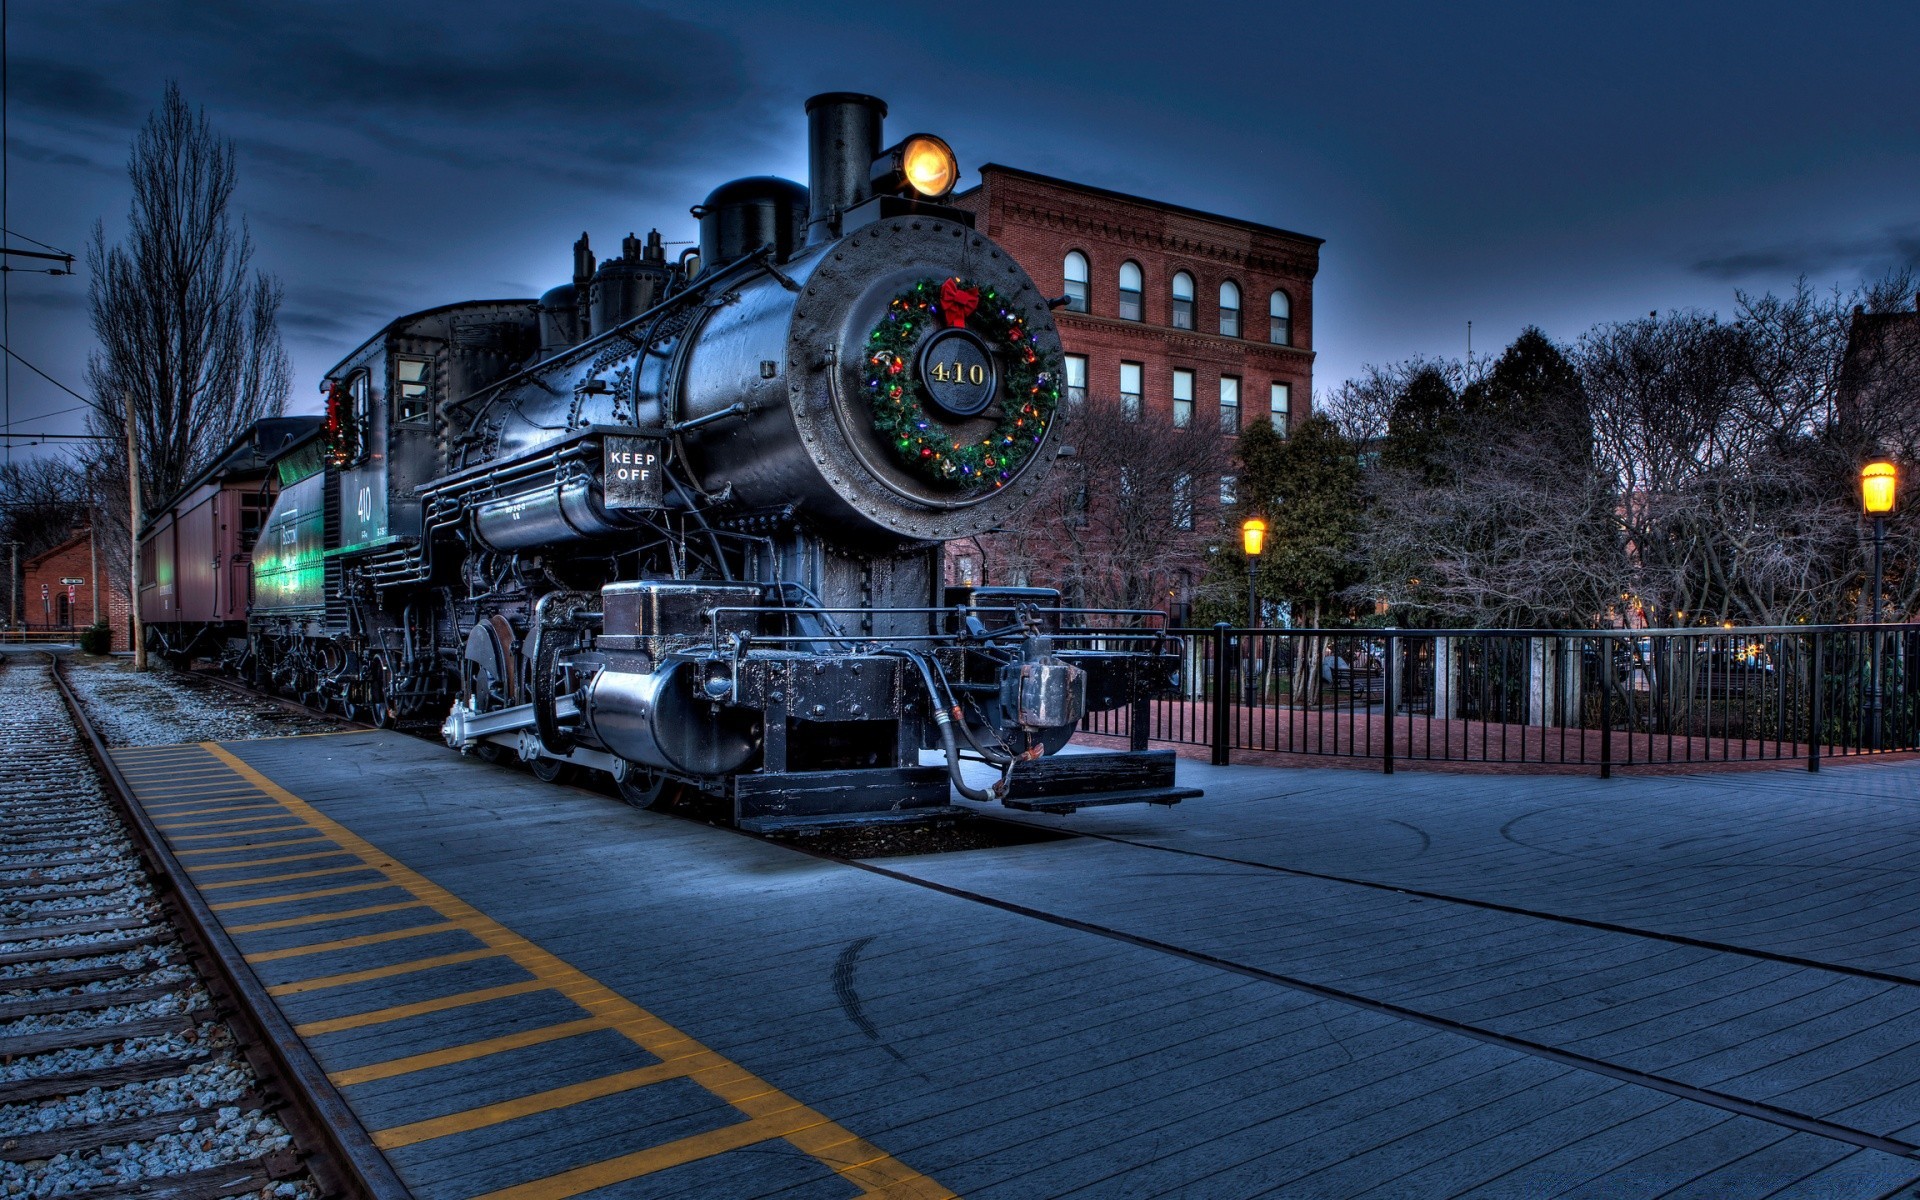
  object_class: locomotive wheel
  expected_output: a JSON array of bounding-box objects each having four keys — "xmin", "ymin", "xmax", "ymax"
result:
[
  {"xmin": 473, "ymin": 743, "xmax": 507, "ymax": 765},
  {"xmin": 615, "ymin": 766, "xmax": 671, "ymax": 809},
  {"xmin": 529, "ymin": 757, "xmax": 575, "ymax": 785},
  {"xmin": 367, "ymin": 657, "xmax": 398, "ymax": 728}
]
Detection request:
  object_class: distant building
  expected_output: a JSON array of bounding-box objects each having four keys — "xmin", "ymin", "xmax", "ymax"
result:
[
  {"xmin": 21, "ymin": 527, "xmax": 131, "ymax": 648},
  {"xmin": 946, "ymin": 165, "xmax": 1322, "ymax": 614},
  {"xmin": 1837, "ymin": 295, "xmax": 1920, "ymax": 429}
]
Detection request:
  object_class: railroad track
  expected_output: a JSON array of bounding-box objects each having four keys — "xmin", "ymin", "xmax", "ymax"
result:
[{"xmin": 0, "ymin": 652, "xmax": 406, "ymax": 1200}]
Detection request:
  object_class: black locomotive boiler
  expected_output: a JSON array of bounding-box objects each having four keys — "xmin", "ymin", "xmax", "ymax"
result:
[{"xmin": 244, "ymin": 93, "xmax": 1199, "ymax": 829}]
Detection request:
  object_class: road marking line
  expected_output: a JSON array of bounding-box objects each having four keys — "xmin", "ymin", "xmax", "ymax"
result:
[
  {"xmin": 293, "ymin": 979, "xmax": 554, "ymax": 1036},
  {"xmin": 146, "ymin": 803, "xmax": 282, "ymax": 818},
  {"xmin": 199, "ymin": 742, "xmax": 953, "ymax": 1199},
  {"xmin": 176, "ymin": 835, "xmax": 335, "ymax": 857},
  {"xmin": 155, "ymin": 810, "xmax": 301, "ymax": 829},
  {"xmin": 189, "ymin": 850, "xmax": 356, "ymax": 873},
  {"xmin": 229, "ymin": 901, "xmax": 430, "ymax": 935},
  {"xmin": 246, "ymin": 922, "xmax": 462, "ymax": 964},
  {"xmin": 210, "ymin": 881, "xmax": 399, "ymax": 911},
  {"xmin": 168, "ymin": 824, "xmax": 312, "ymax": 842},
  {"xmin": 198, "ymin": 865, "xmax": 381, "ymax": 891},
  {"xmin": 372, "ymin": 1060, "xmax": 700, "ymax": 1149},
  {"xmin": 266, "ymin": 947, "xmax": 504, "ymax": 996},
  {"xmin": 469, "ymin": 1108, "xmax": 826, "ymax": 1200},
  {"xmin": 328, "ymin": 1016, "xmax": 608, "ymax": 1086},
  {"xmin": 160, "ymin": 813, "xmax": 313, "ymax": 831}
]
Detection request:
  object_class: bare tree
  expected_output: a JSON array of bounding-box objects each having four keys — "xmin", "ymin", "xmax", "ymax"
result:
[
  {"xmin": 975, "ymin": 397, "xmax": 1231, "ymax": 616},
  {"xmin": 84, "ymin": 82, "xmax": 291, "ymax": 594}
]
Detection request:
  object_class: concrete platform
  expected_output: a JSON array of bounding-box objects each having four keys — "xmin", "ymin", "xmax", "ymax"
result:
[{"xmin": 110, "ymin": 732, "xmax": 1920, "ymax": 1199}]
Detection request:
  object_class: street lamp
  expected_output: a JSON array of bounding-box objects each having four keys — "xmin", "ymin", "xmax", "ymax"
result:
[
  {"xmin": 1241, "ymin": 517, "xmax": 1267, "ymax": 706},
  {"xmin": 1861, "ymin": 460, "xmax": 1897, "ymax": 749},
  {"xmin": 1241, "ymin": 517, "xmax": 1267, "ymax": 627}
]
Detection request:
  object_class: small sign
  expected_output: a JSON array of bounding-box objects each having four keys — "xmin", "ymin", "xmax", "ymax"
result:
[
  {"xmin": 59, "ymin": 577, "xmax": 83, "ymax": 586},
  {"xmin": 603, "ymin": 436, "xmax": 664, "ymax": 510}
]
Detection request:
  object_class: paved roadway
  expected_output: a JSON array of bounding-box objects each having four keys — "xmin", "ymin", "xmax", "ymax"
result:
[{"xmin": 117, "ymin": 733, "xmax": 1920, "ymax": 1198}]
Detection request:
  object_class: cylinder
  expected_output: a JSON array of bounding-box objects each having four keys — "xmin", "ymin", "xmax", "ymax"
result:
[{"xmin": 804, "ymin": 92, "xmax": 886, "ymax": 245}]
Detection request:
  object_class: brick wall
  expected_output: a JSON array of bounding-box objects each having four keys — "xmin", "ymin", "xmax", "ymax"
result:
[
  {"xmin": 20, "ymin": 529, "xmax": 132, "ymax": 650},
  {"xmin": 952, "ymin": 165, "xmax": 1319, "ymax": 434},
  {"xmin": 946, "ymin": 166, "xmax": 1322, "ymax": 605}
]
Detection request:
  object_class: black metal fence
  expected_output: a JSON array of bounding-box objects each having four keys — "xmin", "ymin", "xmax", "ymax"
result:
[{"xmin": 1080, "ymin": 624, "xmax": 1920, "ymax": 776}]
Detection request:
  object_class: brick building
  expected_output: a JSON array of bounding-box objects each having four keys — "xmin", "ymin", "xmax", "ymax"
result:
[
  {"xmin": 946, "ymin": 165, "xmax": 1322, "ymax": 605},
  {"xmin": 20, "ymin": 527, "xmax": 132, "ymax": 649}
]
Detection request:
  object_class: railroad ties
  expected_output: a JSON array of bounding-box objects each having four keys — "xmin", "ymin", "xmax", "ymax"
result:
[{"xmin": 0, "ymin": 655, "xmax": 325, "ymax": 1200}]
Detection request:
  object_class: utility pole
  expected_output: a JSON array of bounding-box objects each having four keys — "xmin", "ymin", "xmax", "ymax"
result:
[
  {"xmin": 6, "ymin": 538, "xmax": 16, "ymax": 633},
  {"xmin": 126, "ymin": 397, "xmax": 145, "ymax": 669},
  {"xmin": 88, "ymin": 516, "xmax": 97, "ymax": 630}
]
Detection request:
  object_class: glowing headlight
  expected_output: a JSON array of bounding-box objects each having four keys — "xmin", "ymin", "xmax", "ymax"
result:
[
  {"xmin": 873, "ymin": 133, "xmax": 958, "ymax": 200},
  {"xmin": 901, "ymin": 135, "xmax": 956, "ymax": 197}
]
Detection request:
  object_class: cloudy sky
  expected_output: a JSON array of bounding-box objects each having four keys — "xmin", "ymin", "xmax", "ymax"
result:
[{"xmin": 5, "ymin": 1, "xmax": 1919, "ymax": 451}]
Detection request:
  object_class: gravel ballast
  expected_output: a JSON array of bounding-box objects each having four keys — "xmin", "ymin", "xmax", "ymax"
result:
[{"xmin": 0, "ymin": 654, "xmax": 320, "ymax": 1200}]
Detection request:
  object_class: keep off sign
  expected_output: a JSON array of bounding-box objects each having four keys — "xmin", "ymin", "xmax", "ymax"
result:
[{"xmin": 602, "ymin": 436, "xmax": 664, "ymax": 510}]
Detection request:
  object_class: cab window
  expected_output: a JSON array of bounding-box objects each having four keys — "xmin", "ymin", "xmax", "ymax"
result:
[{"xmin": 395, "ymin": 357, "xmax": 433, "ymax": 423}]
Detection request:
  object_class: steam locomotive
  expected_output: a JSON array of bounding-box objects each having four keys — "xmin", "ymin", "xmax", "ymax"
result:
[{"xmin": 146, "ymin": 94, "xmax": 1198, "ymax": 830}]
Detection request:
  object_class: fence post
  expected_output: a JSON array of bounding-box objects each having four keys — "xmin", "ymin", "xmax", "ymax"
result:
[
  {"xmin": 1599, "ymin": 639, "xmax": 1612, "ymax": 781},
  {"xmin": 1211, "ymin": 622, "xmax": 1232, "ymax": 766},
  {"xmin": 1383, "ymin": 633, "xmax": 1397, "ymax": 775},
  {"xmin": 1808, "ymin": 630, "xmax": 1823, "ymax": 773}
]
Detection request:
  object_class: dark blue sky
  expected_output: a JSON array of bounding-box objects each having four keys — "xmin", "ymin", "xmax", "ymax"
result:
[{"xmin": 5, "ymin": 1, "xmax": 1918, "ymax": 447}]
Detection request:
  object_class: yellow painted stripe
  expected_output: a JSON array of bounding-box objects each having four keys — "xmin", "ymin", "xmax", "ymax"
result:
[
  {"xmin": 328, "ymin": 1017, "xmax": 607, "ymax": 1087},
  {"xmin": 176, "ymin": 836, "xmax": 333, "ymax": 857},
  {"xmin": 210, "ymin": 881, "xmax": 397, "ymax": 911},
  {"xmin": 138, "ymin": 792, "xmax": 270, "ymax": 809},
  {"xmin": 150, "ymin": 803, "xmax": 284, "ymax": 819},
  {"xmin": 247, "ymin": 922, "xmax": 461, "ymax": 964},
  {"xmin": 293, "ymin": 979, "xmax": 553, "ymax": 1036},
  {"xmin": 189, "ymin": 850, "xmax": 355, "ymax": 874},
  {"xmin": 160, "ymin": 813, "xmax": 305, "ymax": 831},
  {"xmin": 266, "ymin": 947, "xmax": 504, "ymax": 996},
  {"xmin": 470, "ymin": 1108, "xmax": 826, "ymax": 1200},
  {"xmin": 168, "ymin": 824, "xmax": 311, "ymax": 842},
  {"xmin": 199, "ymin": 741, "xmax": 953, "ymax": 1199},
  {"xmin": 373, "ymin": 1060, "xmax": 698, "ymax": 1149},
  {"xmin": 198, "ymin": 864, "xmax": 379, "ymax": 891},
  {"xmin": 228, "ymin": 900, "xmax": 429, "ymax": 935},
  {"xmin": 129, "ymin": 780, "xmax": 260, "ymax": 795}
]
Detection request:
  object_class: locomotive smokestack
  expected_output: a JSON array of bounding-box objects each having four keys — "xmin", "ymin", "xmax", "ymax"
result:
[{"xmin": 805, "ymin": 92, "xmax": 887, "ymax": 245}]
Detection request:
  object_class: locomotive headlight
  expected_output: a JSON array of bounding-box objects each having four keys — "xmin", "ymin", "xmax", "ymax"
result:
[{"xmin": 872, "ymin": 134, "xmax": 958, "ymax": 200}]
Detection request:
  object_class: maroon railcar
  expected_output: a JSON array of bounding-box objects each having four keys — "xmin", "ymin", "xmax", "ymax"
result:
[{"xmin": 137, "ymin": 417, "xmax": 323, "ymax": 662}]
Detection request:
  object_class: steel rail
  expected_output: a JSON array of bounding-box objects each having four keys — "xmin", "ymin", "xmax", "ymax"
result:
[{"xmin": 48, "ymin": 653, "xmax": 412, "ymax": 1200}]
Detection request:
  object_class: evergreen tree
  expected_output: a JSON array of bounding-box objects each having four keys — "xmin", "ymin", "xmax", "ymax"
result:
[{"xmin": 1236, "ymin": 414, "xmax": 1367, "ymax": 625}]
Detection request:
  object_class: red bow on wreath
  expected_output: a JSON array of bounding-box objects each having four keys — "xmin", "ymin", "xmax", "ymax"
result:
[{"xmin": 940, "ymin": 278, "xmax": 980, "ymax": 328}]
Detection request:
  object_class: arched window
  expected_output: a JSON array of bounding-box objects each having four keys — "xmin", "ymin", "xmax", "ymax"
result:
[
  {"xmin": 1118, "ymin": 261, "xmax": 1143, "ymax": 321},
  {"xmin": 1062, "ymin": 250, "xmax": 1089, "ymax": 312},
  {"xmin": 1219, "ymin": 280, "xmax": 1241, "ymax": 337},
  {"xmin": 1170, "ymin": 271, "xmax": 1195, "ymax": 329},
  {"xmin": 1269, "ymin": 290, "xmax": 1292, "ymax": 345}
]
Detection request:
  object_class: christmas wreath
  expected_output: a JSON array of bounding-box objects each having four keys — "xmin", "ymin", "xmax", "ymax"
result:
[
  {"xmin": 863, "ymin": 276, "xmax": 1060, "ymax": 490},
  {"xmin": 322, "ymin": 379, "xmax": 360, "ymax": 466}
]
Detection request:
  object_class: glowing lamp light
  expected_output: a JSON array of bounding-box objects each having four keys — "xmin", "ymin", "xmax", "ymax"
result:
[
  {"xmin": 1862, "ymin": 460, "xmax": 1898, "ymax": 516},
  {"xmin": 901, "ymin": 134, "xmax": 957, "ymax": 196},
  {"xmin": 874, "ymin": 134, "xmax": 959, "ymax": 199},
  {"xmin": 1241, "ymin": 516, "xmax": 1268, "ymax": 558}
]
